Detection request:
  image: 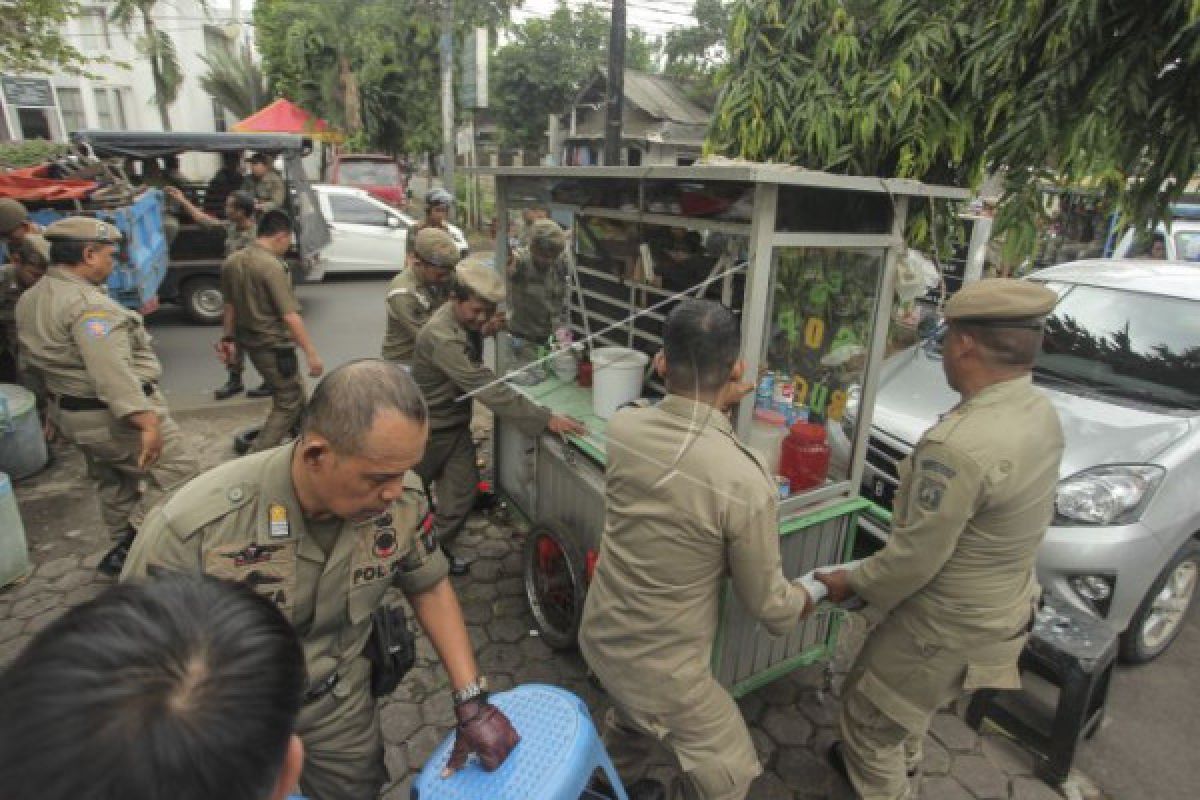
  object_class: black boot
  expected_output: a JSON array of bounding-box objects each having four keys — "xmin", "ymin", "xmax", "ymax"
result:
[
  {"xmin": 246, "ymin": 383, "xmax": 274, "ymax": 398},
  {"xmin": 96, "ymin": 528, "xmax": 138, "ymax": 578},
  {"xmin": 442, "ymin": 545, "xmax": 470, "ymax": 576},
  {"xmin": 213, "ymin": 373, "xmax": 244, "ymax": 400}
]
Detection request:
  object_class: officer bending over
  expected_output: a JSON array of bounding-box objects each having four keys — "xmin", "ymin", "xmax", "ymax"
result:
[
  {"xmin": 0, "ymin": 576, "xmax": 306, "ymax": 800},
  {"xmin": 580, "ymin": 298, "xmax": 814, "ymax": 800},
  {"xmin": 818, "ymin": 280, "xmax": 1064, "ymax": 800},
  {"xmin": 122, "ymin": 360, "xmax": 519, "ymax": 800}
]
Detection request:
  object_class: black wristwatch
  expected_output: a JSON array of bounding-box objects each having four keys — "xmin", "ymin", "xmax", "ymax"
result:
[{"xmin": 451, "ymin": 676, "xmax": 489, "ymax": 706}]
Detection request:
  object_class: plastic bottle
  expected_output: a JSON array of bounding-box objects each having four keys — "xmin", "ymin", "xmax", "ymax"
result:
[
  {"xmin": 747, "ymin": 408, "xmax": 788, "ymax": 475},
  {"xmin": 780, "ymin": 421, "xmax": 832, "ymax": 492}
]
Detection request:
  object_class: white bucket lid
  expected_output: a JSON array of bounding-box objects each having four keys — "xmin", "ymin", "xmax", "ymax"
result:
[
  {"xmin": 0, "ymin": 384, "xmax": 35, "ymax": 418},
  {"xmin": 591, "ymin": 346, "xmax": 649, "ymax": 368}
]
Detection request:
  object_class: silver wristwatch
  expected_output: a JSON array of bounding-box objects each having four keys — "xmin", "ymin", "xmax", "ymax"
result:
[{"xmin": 451, "ymin": 676, "xmax": 489, "ymax": 706}]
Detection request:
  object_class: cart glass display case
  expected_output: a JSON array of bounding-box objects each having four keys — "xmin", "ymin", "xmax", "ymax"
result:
[{"xmin": 483, "ymin": 166, "xmax": 968, "ymax": 694}]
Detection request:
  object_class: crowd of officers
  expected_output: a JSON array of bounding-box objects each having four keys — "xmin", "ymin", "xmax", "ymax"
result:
[{"xmin": 0, "ymin": 175, "xmax": 1065, "ymax": 800}]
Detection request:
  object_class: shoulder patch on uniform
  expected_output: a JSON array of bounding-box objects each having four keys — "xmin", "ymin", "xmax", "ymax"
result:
[
  {"xmin": 916, "ymin": 477, "xmax": 946, "ymax": 512},
  {"xmin": 78, "ymin": 310, "xmax": 116, "ymax": 338}
]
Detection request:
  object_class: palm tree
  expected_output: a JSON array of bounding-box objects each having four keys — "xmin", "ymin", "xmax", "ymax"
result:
[
  {"xmin": 110, "ymin": 0, "xmax": 208, "ymax": 131},
  {"xmin": 200, "ymin": 43, "xmax": 269, "ymax": 121}
]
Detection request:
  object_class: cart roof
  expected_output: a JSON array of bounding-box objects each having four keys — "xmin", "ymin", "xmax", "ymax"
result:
[
  {"xmin": 70, "ymin": 131, "xmax": 312, "ymax": 158},
  {"xmin": 472, "ymin": 165, "xmax": 970, "ymax": 200}
]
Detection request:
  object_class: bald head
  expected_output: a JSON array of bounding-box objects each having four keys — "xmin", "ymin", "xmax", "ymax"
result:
[{"xmin": 301, "ymin": 360, "xmax": 428, "ymax": 454}]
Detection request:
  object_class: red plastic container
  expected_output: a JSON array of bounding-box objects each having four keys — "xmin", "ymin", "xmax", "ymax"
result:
[
  {"xmin": 577, "ymin": 354, "xmax": 594, "ymax": 388},
  {"xmin": 780, "ymin": 422, "xmax": 831, "ymax": 492}
]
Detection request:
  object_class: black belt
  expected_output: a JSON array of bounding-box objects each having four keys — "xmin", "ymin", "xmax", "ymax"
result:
[
  {"xmin": 56, "ymin": 383, "xmax": 156, "ymax": 411},
  {"xmin": 303, "ymin": 672, "xmax": 339, "ymax": 705}
]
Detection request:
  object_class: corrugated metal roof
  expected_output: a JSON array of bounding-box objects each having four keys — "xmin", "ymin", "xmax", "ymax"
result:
[{"xmin": 590, "ymin": 68, "xmax": 711, "ymax": 125}]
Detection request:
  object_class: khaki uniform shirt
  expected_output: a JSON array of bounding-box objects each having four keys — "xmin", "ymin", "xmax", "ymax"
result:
[
  {"xmin": 849, "ymin": 376, "xmax": 1064, "ymax": 664},
  {"xmin": 412, "ymin": 303, "xmax": 552, "ymax": 434},
  {"xmin": 15, "ymin": 267, "xmax": 159, "ymax": 419},
  {"xmin": 121, "ymin": 444, "xmax": 450, "ymax": 686},
  {"xmin": 508, "ymin": 248, "xmax": 568, "ymax": 342},
  {"xmin": 381, "ymin": 268, "xmax": 444, "ymax": 363},
  {"xmin": 579, "ymin": 396, "xmax": 810, "ymax": 711},
  {"xmin": 221, "ymin": 243, "xmax": 298, "ymax": 349},
  {"xmin": 252, "ymin": 170, "xmax": 287, "ymax": 212}
]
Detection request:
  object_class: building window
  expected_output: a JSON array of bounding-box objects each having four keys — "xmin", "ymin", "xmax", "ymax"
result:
[
  {"xmin": 57, "ymin": 88, "xmax": 86, "ymax": 133},
  {"xmin": 112, "ymin": 89, "xmax": 128, "ymax": 129},
  {"xmin": 93, "ymin": 88, "xmax": 130, "ymax": 130},
  {"xmin": 79, "ymin": 8, "xmax": 112, "ymax": 50},
  {"xmin": 212, "ymin": 96, "xmax": 228, "ymax": 132}
]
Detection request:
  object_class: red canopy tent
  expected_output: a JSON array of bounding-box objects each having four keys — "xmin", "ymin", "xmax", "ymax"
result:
[{"xmin": 232, "ymin": 99, "xmax": 344, "ymax": 143}]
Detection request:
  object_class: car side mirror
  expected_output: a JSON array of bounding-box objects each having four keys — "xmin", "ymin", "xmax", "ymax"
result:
[{"xmin": 387, "ymin": 216, "xmax": 401, "ymax": 228}]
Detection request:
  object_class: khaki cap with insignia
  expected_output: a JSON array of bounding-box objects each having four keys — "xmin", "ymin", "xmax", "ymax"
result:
[
  {"xmin": 456, "ymin": 256, "xmax": 505, "ymax": 304},
  {"xmin": 0, "ymin": 198, "xmax": 29, "ymax": 235},
  {"xmin": 944, "ymin": 278, "xmax": 1057, "ymax": 328},
  {"xmin": 529, "ymin": 219, "xmax": 566, "ymax": 258},
  {"xmin": 43, "ymin": 216, "xmax": 124, "ymax": 243},
  {"xmin": 413, "ymin": 227, "xmax": 461, "ymax": 269}
]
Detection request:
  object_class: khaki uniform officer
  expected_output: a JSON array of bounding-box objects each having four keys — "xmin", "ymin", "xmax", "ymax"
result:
[
  {"xmin": 580, "ymin": 298, "xmax": 812, "ymax": 800},
  {"xmin": 248, "ymin": 153, "xmax": 287, "ymax": 213},
  {"xmin": 220, "ymin": 210, "xmax": 324, "ymax": 453},
  {"xmin": 381, "ymin": 227, "xmax": 457, "ymax": 366},
  {"xmin": 412, "ymin": 259, "xmax": 585, "ymax": 574},
  {"xmin": 819, "ymin": 279, "xmax": 1065, "ymax": 800},
  {"xmin": 0, "ymin": 200, "xmax": 51, "ymax": 383},
  {"xmin": 121, "ymin": 361, "xmax": 520, "ymax": 800},
  {"xmin": 506, "ymin": 218, "xmax": 569, "ymax": 365},
  {"xmin": 15, "ymin": 217, "xmax": 197, "ymax": 576}
]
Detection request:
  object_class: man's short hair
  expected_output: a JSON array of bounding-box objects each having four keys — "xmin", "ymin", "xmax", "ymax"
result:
[
  {"xmin": 257, "ymin": 209, "xmax": 292, "ymax": 238},
  {"xmin": 662, "ymin": 298, "xmax": 741, "ymax": 394},
  {"xmin": 229, "ymin": 189, "xmax": 256, "ymax": 218},
  {"xmin": 301, "ymin": 359, "xmax": 429, "ymax": 454},
  {"xmin": 954, "ymin": 322, "xmax": 1043, "ymax": 367},
  {"xmin": 0, "ymin": 576, "xmax": 305, "ymax": 800},
  {"xmin": 48, "ymin": 239, "xmax": 90, "ymax": 267}
]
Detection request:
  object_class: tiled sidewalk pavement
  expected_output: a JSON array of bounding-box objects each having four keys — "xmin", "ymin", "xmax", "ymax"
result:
[{"xmin": 1, "ymin": 407, "xmax": 1106, "ymax": 800}]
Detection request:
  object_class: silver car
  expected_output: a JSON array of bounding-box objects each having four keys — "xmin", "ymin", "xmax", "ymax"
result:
[{"xmin": 850, "ymin": 260, "xmax": 1200, "ymax": 662}]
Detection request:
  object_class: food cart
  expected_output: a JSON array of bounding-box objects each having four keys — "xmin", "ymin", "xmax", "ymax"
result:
[{"xmin": 483, "ymin": 165, "xmax": 968, "ymax": 698}]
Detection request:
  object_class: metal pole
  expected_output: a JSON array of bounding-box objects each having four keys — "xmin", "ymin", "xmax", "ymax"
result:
[
  {"xmin": 603, "ymin": 0, "xmax": 626, "ymax": 166},
  {"xmin": 439, "ymin": 0, "xmax": 456, "ymax": 216}
]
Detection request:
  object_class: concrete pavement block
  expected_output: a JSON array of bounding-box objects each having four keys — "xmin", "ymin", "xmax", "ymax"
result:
[
  {"xmin": 932, "ymin": 711, "xmax": 981, "ymax": 752},
  {"xmin": 952, "ymin": 753, "xmax": 1009, "ymax": 799},
  {"xmin": 762, "ymin": 706, "xmax": 814, "ymax": 747}
]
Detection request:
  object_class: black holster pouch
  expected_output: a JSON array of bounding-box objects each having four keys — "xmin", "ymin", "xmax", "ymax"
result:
[{"xmin": 364, "ymin": 604, "xmax": 417, "ymax": 698}]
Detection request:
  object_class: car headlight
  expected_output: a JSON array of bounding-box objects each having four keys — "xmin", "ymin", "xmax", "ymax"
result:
[
  {"xmin": 840, "ymin": 383, "xmax": 862, "ymax": 437},
  {"xmin": 1054, "ymin": 465, "xmax": 1165, "ymax": 526}
]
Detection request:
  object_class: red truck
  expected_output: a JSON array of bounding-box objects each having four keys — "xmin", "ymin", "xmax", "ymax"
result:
[{"xmin": 330, "ymin": 154, "xmax": 408, "ymax": 208}]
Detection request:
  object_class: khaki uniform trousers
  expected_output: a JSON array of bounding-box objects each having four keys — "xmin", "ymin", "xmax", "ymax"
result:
[
  {"xmin": 296, "ymin": 658, "xmax": 388, "ymax": 800},
  {"xmin": 414, "ymin": 425, "xmax": 477, "ymax": 548},
  {"xmin": 838, "ymin": 614, "xmax": 972, "ymax": 800},
  {"xmin": 55, "ymin": 402, "xmax": 197, "ymax": 537},
  {"xmin": 603, "ymin": 677, "xmax": 760, "ymax": 800},
  {"xmin": 244, "ymin": 345, "xmax": 306, "ymax": 453}
]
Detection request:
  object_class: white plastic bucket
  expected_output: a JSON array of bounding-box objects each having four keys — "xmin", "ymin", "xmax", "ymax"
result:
[
  {"xmin": 591, "ymin": 347, "xmax": 649, "ymax": 419},
  {"xmin": 0, "ymin": 473, "xmax": 31, "ymax": 588},
  {"xmin": 0, "ymin": 384, "xmax": 48, "ymax": 480}
]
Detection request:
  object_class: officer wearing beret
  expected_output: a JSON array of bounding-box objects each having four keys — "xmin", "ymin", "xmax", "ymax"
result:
[
  {"xmin": 15, "ymin": 217, "xmax": 197, "ymax": 576},
  {"xmin": 819, "ymin": 279, "xmax": 1066, "ymax": 799},
  {"xmin": 220, "ymin": 210, "xmax": 324, "ymax": 453},
  {"xmin": 381, "ymin": 227, "xmax": 458, "ymax": 366},
  {"xmin": 122, "ymin": 361, "xmax": 521, "ymax": 800},
  {"xmin": 506, "ymin": 218, "xmax": 569, "ymax": 366},
  {"xmin": 0, "ymin": 199, "xmax": 50, "ymax": 383},
  {"xmin": 412, "ymin": 258, "xmax": 585, "ymax": 573}
]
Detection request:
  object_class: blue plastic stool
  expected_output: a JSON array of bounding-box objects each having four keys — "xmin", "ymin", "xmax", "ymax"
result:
[{"xmin": 411, "ymin": 683, "xmax": 629, "ymax": 800}]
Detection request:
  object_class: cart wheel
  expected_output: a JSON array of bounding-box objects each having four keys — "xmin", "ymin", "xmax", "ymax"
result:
[{"xmin": 523, "ymin": 524, "xmax": 587, "ymax": 650}]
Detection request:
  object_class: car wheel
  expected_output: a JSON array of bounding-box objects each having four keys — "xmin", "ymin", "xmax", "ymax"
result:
[
  {"xmin": 182, "ymin": 276, "xmax": 224, "ymax": 325},
  {"xmin": 1119, "ymin": 539, "xmax": 1200, "ymax": 664},
  {"xmin": 522, "ymin": 524, "xmax": 586, "ymax": 651}
]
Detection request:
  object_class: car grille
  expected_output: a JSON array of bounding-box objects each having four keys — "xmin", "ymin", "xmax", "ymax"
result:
[{"xmin": 863, "ymin": 433, "xmax": 909, "ymax": 510}]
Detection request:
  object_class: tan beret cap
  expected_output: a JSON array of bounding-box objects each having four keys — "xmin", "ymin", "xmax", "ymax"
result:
[
  {"xmin": 413, "ymin": 227, "xmax": 461, "ymax": 269},
  {"xmin": 529, "ymin": 219, "xmax": 566, "ymax": 257},
  {"xmin": 0, "ymin": 199, "xmax": 29, "ymax": 236},
  {"xmin": 455, "ymin": 256, "xmax": 505, "ymax": 304},
  {"xmin": 43, "ymin": 216, "xmax": 124, "ymax": 243},
  {"xmin": 944, "ymin": 279, "xmax": 1057, "ymax": 327}
]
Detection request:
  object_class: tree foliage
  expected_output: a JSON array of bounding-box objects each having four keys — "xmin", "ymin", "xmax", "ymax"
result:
[
  {"xmin": 663, "ymin": 0, "xmax": 730, "ymax": 107},
  {"xmin": 111, "ymin": 0, "xmax": 207, "ymax": 131},
  {"xmin": 200, "ymin": 43, "xmax": 269, "ymax": 121},
  {"xmin": 490, "ymin": 1, "xmax": 660, "ymax": 153},
  {"xmin": 709, "ymin": 0, "xmax": 1200, "ymax": 254},
  {"xmin": 0, "ymin": 0, "xmax": 99, "ymax": 77},
  {"xmin": 255, "ymin": 0, "xmax": 513, "ymax": 155}
]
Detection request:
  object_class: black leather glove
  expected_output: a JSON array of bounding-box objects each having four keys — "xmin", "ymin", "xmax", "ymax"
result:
[{"xmin": 442, "ymin": 698, "xmax": 520, "ymax": 776}]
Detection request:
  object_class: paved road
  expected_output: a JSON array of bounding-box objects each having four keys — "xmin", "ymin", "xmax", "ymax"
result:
[{"xmin": 148, "ymin": 274, "xmax": 392, "ymax": 410}]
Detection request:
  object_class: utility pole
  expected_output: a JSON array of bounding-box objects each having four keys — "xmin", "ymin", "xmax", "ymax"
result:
[
  {"xmin": 439, "ymin": 0, "xmax": 456, "ymax": 213},
  {"xmin": 603, "ymin": 0, "xmax": 626, "ymax": 166}
]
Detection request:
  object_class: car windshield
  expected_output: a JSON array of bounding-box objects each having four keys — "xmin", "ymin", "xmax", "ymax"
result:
[
  {"xmin": 1034, "ymin": 282, "xmax": 1200, "ymax": 410},
  {"xmin": 1173, "ymin": 230, "xmax": 1200, "ymax": 261},
  {"xmin": 339, "ymin": 161, "xmax": 400, "ymax": 184}
]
